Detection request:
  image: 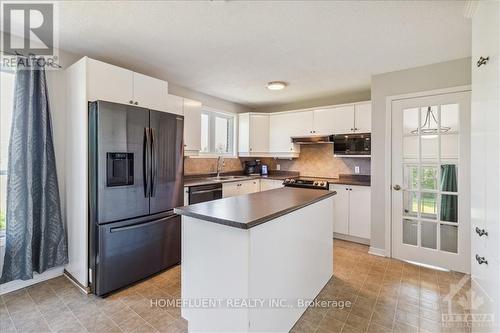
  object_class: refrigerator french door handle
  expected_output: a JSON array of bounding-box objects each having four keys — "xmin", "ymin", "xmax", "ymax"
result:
[
  {"xmin": 109, "ymin": 213, "xmax": 178, "ymax": 233},
  {"xmin": 143, "ymin": 127, "xmax": 151, "ymax": 198},
  {"xmin": 150, "ymin": 127, "xmax": 156, "ymax": 197}
]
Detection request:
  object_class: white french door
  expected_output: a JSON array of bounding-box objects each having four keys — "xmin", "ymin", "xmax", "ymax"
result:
[{"xmin": 391, "ymin": 91, "xmax": 470, "ymax": 273}]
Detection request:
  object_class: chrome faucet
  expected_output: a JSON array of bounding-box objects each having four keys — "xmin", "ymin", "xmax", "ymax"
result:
[{"xmin": 216, "ymin": 156, "xmax": 225, "ymax": 177}]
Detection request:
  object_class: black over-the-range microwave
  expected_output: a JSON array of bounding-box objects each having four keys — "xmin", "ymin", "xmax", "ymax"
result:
[{"xmin": 331, "ymin": 133, "xmax": 371, "ymax": 156}]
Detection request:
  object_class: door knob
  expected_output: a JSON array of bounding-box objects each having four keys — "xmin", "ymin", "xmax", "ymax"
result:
[
  {"xmin": 476, "ymin": 254, "xmax": 488, "ymax": 265},
  {"xmin": 393, "ymin": 184, "xmax": 401, "ymax": 191}
]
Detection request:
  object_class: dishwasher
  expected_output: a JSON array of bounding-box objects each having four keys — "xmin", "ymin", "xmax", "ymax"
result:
[{"xmin": 188, "ymin": 183, "xmax": 223, "ymax": 204}]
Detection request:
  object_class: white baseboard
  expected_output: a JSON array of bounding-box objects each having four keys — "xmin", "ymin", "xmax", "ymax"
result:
[
  {"xmin": 333, "ymin": 233, "xmax": 370, "ymax": 245},
  {"xmin": 0, "ymin": 266, "xmax": 64, "ymax": 295},
  {"xmin": 368, "ymin": 246, "xmax": 386, "ymax": 257}
]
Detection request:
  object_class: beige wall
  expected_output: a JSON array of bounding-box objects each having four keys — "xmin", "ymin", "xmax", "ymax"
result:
[
  {"xmin": 169, "ymin": 83, "xmax": 252, "ymax": 114},
  {"xmin": 370, "ymin": 57, "xmax": 471, "ymax": 252},
  {"xmin": 254, "ymin": 89, "xmax": 371, "ymax": 113}
]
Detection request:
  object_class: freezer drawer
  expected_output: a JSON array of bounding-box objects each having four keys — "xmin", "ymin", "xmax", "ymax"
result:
[{"xmin": 93, "ymin": 213, "xmax": 181, "ymax": 296}]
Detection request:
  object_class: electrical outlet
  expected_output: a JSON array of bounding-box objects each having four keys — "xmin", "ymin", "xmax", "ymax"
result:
[
  {"xmin": 354, "ymin": 166, "xmax": 360, "ymax": 174},
  {"xmin": 276, "ymin": 164, "xmax": 281, "ymax": 171}
]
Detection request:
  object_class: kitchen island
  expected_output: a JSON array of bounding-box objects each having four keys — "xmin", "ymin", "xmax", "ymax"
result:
[{"xmin": 174, "ymin": 187, "xmax": 336, "ymax": 332}]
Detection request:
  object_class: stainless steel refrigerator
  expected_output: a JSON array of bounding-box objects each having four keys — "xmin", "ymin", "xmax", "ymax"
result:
[{"xmin": 88, "ymin": 101, "xmax": 183, "ymax": 296}]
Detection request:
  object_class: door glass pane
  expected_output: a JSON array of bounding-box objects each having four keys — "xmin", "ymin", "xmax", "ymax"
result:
[
  {"xmin": 403, "ymin": 107, "xmax": 419, "ymax": 135},
  {"xmin": 403, "ymin": 219, "xmax": 418, "ymax": 246},
  {"xmin": 420, "ymin": 192, "xmax": 437, "ymax": 219},
  {"xmin": 441, "ymin": 104, "xmax": 459, "ymax": 132},
  {"xmin": 404, "ymin": 165, "xmax": 418, "ymax": 190},
  {"xmin": 440, "ymin": 224, "xmax": 458, "ymax": 253},
  {"xmin": 420, "ymin": 106, "xmax": 439, "ymax": 135},
  {"xmin": 214, "ymin": 116, "xmax": 229, "ymax": 153},
  {"xmin": 421, "ymin": 135, "xmax": 438, "ymax": 161},
  {"xmin": 421, "ymin": 222, "xmax": 437, "ymax": 249},
  {"xmin": 440, "ymin": 194, "xmax": 458, "ymax": 223},
  {"xmin": 403, "ymin": 136, "xmax": 419, "ymax": 162},
  {"xmin": 440, "ymin": 164, "xmax": 458, "ymax": 193},
  {"xmin": 441, "ymin": 134, "xmax": 459, "ymax": 161},
  {"xmin": 421, "ymin": 166, "xmax": 438, "ymax": 190},
  {"xmin": 403, "ymin": 191, "xmax": 418, "ymax": 217}
]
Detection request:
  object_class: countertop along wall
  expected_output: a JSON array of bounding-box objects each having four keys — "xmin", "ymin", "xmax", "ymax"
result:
[{"xmin": 370, "ymin": 57, "xmax": 471, "ymax": 255}]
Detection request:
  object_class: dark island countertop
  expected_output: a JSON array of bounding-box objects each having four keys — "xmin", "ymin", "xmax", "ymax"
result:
[{"xmin": 174, "ymin": 187, "xmax": 336, "ymax": 229}]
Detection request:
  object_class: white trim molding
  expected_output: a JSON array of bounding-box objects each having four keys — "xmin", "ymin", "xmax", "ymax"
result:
[
  {"xmin": 0, "ymin": 266, "xmax": 64, "ymax": 295},
  {"xmin": 384, "ymin": 85, "xmax": 471, "ymax": 260},
  {"xmin": 368, "ymin": 246, "xmax": 386, "ymax": 257}
]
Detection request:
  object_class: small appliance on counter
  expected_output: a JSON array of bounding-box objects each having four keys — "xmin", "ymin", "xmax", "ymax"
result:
[
  {"xmin": 244, "ymin": 160, "xmax": 262, "ymax": 175},
  {"xmin": 261, "ymin": 164, "xmax": 268, "ymax": 176},
  {"xmin": 283, "ymin": 177, "xmax": 329, "ymax": 190}
]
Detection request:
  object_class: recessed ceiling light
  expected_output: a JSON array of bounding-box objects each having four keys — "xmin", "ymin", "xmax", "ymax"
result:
[{"xmin": 267, "ymin": 81, "xmax": 287, "ymax": 90}]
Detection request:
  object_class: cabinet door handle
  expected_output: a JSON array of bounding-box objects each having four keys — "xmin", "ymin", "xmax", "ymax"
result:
[
  {"xmin": 129, "ymin": 100, "xmax": 134, "ymax": 104},
  {"xmin": 475, "ymin": 254, "xmax": 488, "ymax": 265},
  {"xmin": 475, "ymin": 227, "xmax": 488, "ymax": 237},
  {"xmin": 393, "ymin": 184, "xmax": 401, "ymax": 191},
  {"xmin": 134, "ymin": 101, "xmax": 138, "ymax": 105},
  {"xmin": 477, "ymin": 56, "xmax": 489, "ymax": 67},
  {"xmin": 345, "ymin": 188, "xmax": 349, "ymax": 191}
]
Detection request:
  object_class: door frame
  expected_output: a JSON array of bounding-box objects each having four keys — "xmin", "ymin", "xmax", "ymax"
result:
[{"xmin": 384, "ymin": 85, "xmax": 471, "ymax": 265}]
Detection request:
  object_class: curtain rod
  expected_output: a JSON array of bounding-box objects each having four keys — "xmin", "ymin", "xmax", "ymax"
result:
[{"xmin": 0, "ymin": 50, "xmax": 62, "ymax": 68}]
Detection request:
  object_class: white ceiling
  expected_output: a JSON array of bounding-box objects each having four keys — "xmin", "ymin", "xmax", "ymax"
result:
[{"xmin": 56, "ymin": 1, "xmax": 471, "ymax": 108}]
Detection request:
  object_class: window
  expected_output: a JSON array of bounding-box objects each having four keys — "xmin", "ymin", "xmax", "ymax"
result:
[
  {"xmin": 0, "ymin": 69, "xmax": 15, "ymax": 234},
  {"xmin": 199, "ymin": 108, "xmax": 235, "ymax": 156}
]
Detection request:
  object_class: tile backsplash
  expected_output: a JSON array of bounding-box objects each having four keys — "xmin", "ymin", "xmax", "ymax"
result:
[
  {"xmin": 184, "ymin": 157, "xmax": 243, "ymax": 175},
  {"xmin": 184, "ymin": 144, "xmax": 370, "ymax": 178}
]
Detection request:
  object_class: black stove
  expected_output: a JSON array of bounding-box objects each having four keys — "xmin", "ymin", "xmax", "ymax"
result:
[{"xmin": 283, "ymin": 177, "xmax": 329, "ymax": 190}]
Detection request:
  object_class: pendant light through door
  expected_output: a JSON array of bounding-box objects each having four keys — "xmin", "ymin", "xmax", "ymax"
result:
[{"xmin": 411, "ymin": 106, "xmax": 450, "ymax": 135}]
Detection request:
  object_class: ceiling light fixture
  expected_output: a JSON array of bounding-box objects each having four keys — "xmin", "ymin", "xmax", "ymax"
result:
[{"xmin": 267, "ymin": 81, "xmax": 287, "ymax": 90}]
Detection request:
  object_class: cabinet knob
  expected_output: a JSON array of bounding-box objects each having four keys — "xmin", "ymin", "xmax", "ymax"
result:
[
  {"xmin": 475, "ymin": 227, "xmax": 488, "ymax": 237},
  {"xmin": 250, "ymin": 148, "xmax": 252, "ymax": 151},
  {"xmin": 134, "ymin": 101, "xmax": 138, "ymax": 105},
  {"xmin": 475, "ymin": 254, "xmax": 488, "ymax": 265},
  {"xmin": 477, "ymin": 56, "xmax": 489, "ymax": 68},
  {"xmin": 129, "ymin": 100, "xmax": 133, "ymax": 104}
]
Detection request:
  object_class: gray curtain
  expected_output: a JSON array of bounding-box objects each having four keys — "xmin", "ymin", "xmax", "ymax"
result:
[{"xmin": 1, "ymin": 57, "xmax": 68, "ymax": 283}]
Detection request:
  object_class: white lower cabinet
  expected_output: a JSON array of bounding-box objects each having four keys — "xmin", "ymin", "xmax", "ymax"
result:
[
  {"xmin": 260, "ymin": 179, "xmax": 284, "ymax": 191},
  {"xmin": 330, "ymin": 185, "xmax": 371, "ymax": 240},
  {"xmin": 223, "ymin": 180, "xmax": 260, "ymax": 198}
]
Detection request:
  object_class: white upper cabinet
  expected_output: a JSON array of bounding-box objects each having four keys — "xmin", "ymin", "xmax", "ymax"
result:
[
  {"xmin": 354, "ymin": 102, "xmax": 372, "ymax": 133},
  {"xmin": 132, "ymin": 72, "xmax": 168, "ymax": 111},
  {"xmin": 87, "ymin": 58, "xmax": 134, "ymax": 104},
  {"xmin": 166, "ymin": 94, "xmax": 184, "ymax": 116},
  {"xmin": 183, "ymin": 98, "xmax": 202, "ymax": 154},
  {"xmin": 238, "ymin": 113, "xmax": 269, "ymax": 155},
  {"xmin": 86, "ymin": 58, "xmax": 169, "ymax": 111},
  {"xmin": 329, "ymin": 105, "xmax": 356, "ymax": 134},
  {"xmin": 312, "ymin": 108, "xmax": 338, "ymax": 135},
  {"xmin": 269, "ymin": 111, "xmax": 312, "ymax": 155}
]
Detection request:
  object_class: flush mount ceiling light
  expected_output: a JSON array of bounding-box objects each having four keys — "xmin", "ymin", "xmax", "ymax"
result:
[
  {"xmin": 267, "ymin": 81, "xmax": 287, "ymax": 90},
  {"xmin": 411, "ymin": 106, "xmax": 450, "ymax": 135}
]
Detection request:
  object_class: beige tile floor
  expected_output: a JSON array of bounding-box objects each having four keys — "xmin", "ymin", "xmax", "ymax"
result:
[{"xmin": 0, "ymin": 240, "xmax": 471, "ymax": 333}]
